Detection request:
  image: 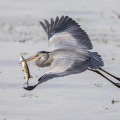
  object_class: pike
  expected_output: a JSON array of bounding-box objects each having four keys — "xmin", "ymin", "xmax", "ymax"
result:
[{"xmin": 20, "ymin": 56, "xmax": 33, "ymax": 85}]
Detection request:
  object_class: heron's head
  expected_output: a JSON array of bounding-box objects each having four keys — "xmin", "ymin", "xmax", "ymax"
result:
[{"xmin": 26, "ymin": 51, "xmax": 51, "ymax": 63}]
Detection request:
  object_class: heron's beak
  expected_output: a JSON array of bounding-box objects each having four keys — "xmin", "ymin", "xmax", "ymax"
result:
[{"xmin": 25, "ymin": 56, "xmax": 36, "ymax": 62}]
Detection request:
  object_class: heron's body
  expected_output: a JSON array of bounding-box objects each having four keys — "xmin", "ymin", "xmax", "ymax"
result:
[
  {"xmin": 24, "ymin": 16, "xmax": 120, "ymax": 90},
  {"xmin": 35, "ymin": 49, "xmax": 103, "ymax": 72}
]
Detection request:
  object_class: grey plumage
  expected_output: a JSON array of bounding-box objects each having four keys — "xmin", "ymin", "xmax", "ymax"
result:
[
  {"xmin": 33, "ymin": 50, "xmax": 103, "ymax": 85},
  {"xmin": 25, "ymin": 16, "xmax": 106, "ymax": 90},
  {"xmin": 37, "ymin": 16, "xmax": 104, "ymax": 84},
  {"xmin": 89, "ymin": 52, "xmax": 104, "ymax": 69},
  {"xmin": 40, "ymin": 16, "xmax": 92, "ymax": 50}
]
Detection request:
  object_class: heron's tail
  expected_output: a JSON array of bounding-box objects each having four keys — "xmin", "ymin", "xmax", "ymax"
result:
[{"xmin": 89, "ymin": 52, "xmax": 104, "ymax": 69}]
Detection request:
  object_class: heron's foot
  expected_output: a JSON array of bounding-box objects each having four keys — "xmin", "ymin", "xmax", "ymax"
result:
[
  {"xmin": 114, "ymin": 77, "xmax": 120, "ymax": 81},
  {"xmin": 117, "ymin": 78, "xmax": 120, "ymax": 81},
  {"xmin": 115, "ymin": 83, "xmax": 120, "ymax": 88},
  {"xmin": 23, "ymin": 85, "xmax": 37, "ymax": 91}
]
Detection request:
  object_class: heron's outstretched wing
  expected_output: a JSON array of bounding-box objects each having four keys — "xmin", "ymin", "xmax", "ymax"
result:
[
  {"xmin": 37, "ymin": 52, "xmax": 89, "ymax": 85},
  {"xmin": 40, "ymin": 16, "xmax": 92, "ymax": 50}
]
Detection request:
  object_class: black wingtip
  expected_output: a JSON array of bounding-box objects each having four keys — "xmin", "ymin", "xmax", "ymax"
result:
[{"xmin": 23, "ymin": 85, "xmax": 37, "ymax": 91}]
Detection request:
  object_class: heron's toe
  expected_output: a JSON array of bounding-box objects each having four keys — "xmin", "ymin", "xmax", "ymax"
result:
[
  {"xmin": 117, "ymin": 78, "xmax": 120, "ymax": 81},
  {"xmin": 115, "ymin": 83, "xmax": 120, "ymax": 88}
]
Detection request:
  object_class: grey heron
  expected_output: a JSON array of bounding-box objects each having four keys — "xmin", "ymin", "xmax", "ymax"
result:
[{"xmin": 24, "ymin": 16, "xmax": 120, "ymax": 90}]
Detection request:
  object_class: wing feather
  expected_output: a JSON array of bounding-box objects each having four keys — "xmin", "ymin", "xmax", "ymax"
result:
[
  {"xmin": 44, "ymin": 19, "xmax": 49, "ymax": 27},
  {"xmin": 56, "ymin": 16, "xmax": 64, "ymax": 28},
  {"xmin": 49, "ymin": 18, "xmax": 54, "ymax": 33},
  {"xmin": 37, "ymin": 51, "xmax": 89, "ymax": 84},
  {"xmin": 39, "ymin": 22, "xmax": 47, "ymax": 33},
  {"xmin": 53, "ymin": 16, "xmax": 59, "ymax": 29},
  {"xmin": 44, "ymin": 19, "xmax": 50, "ymax": 34},
  {"xmin": 40, "ymin": 16, "xmax": 92, "ymax": 50}
]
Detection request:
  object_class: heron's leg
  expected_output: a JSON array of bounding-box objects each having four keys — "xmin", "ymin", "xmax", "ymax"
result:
[
  {"xmin": 99, "ymin": 67, "xmax": 120, "ymax": 81},
  {"xmin": 88, "ymin": 68, "xmax": 120, "ymax": 88}
]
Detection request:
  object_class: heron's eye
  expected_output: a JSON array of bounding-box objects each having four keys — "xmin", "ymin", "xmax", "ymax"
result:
[{"xmin": 35, "ymin": 54, "xmax": 39, "ymax": 57}]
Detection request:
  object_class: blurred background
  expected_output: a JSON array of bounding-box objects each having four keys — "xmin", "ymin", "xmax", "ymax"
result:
[
  {"xmin": 0, "ymin": 0, "xmax": 120, "ymax": 120},
  {"xmin": 0, "ymin": 0, "xmax": 120, "ymax": 42}
]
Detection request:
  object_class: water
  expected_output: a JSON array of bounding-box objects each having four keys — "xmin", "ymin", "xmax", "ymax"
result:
[{"xmin": 0, "ymin": 0, "xmax": 120, "ymax": 120}]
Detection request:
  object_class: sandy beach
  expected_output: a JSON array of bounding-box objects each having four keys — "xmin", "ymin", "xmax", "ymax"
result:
[{"xmin": 0, "ymin": 0, "xmax": 120, "ymax": 120}]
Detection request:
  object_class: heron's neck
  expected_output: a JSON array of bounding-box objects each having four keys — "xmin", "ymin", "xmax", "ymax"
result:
[{"xmin": 41, "ymin": 52, "xmax": 53, "ymax": 67}]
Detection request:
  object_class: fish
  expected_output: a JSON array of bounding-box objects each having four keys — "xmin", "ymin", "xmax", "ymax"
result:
[{"xmin": 20, "ymin": 56, "xmax": 33, "ymax": 85}]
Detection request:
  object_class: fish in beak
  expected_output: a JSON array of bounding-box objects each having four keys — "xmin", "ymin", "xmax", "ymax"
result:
[
  {"xmin": 25, "ymin": 55, "xmax": 36, "ymax": 62},
  {"xmin": 19, "ymin": 56, "xmax": 33, "ymax": 86}
]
